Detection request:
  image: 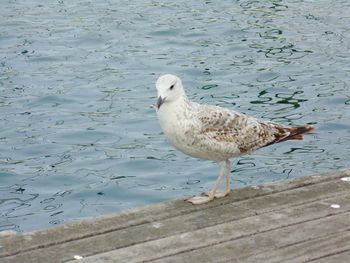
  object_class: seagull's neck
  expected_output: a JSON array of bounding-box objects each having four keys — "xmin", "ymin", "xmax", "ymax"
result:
[
  {"xmin": 170, "ymin": 94, "xmax": 192, "ymax": 112},
  {"xmin": 157, "ymin": 95, "xmax": 192, "ymax": 127},
  {"xmin": 180, "ymin": 94, "xmax": 191, "ymax": 108},
  {"xmin": 174, "ymin": 95, "xmax": 192, "ymax": 114}
]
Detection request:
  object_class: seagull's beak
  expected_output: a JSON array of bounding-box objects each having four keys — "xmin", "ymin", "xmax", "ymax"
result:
[{"xmin": 156, "ymin": 96, "xmax": 166, "ymax": 110}]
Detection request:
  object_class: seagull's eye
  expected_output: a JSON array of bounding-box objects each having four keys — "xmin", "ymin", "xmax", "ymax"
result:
[{"xmin": 169, "ymin": 84, "xmax": 174, "ymax": 90}]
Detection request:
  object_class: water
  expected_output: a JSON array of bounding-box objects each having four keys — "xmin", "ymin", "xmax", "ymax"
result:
[{"xmin": 1, "ymin": 0, "xmax": 350, "ymax": 232}]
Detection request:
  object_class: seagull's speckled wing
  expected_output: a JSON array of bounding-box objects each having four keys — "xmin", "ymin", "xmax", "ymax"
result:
[{"xmin": 191, "ymin": 103, "xmax": 291, "ymax": 157}]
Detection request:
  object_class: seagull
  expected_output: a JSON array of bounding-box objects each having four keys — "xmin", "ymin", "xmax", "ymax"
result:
[{"xmin": 155, "ymin": 74, "xmax": 314, "ymax": 205}]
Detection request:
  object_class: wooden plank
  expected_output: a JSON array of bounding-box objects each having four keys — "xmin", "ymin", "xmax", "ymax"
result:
[
  {"xmin": 145, "ymin": 208, "xmax": 350, "ymax": 263},
  {"xmin": 1, "ymin": 170, "xmax": 349, "ymax": 263},
  {"xmin": 67, "ymin": 194, "xmax": 350, "ymax": 263},
  {"xmin": 1, "ymin": 169, "xmax": 348, "ymax": 258}
]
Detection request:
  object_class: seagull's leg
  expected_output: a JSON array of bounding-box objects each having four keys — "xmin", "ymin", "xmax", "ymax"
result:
[
  {"xmin": 186, "ymin": 161, "xmax": 226, "ymax": 205},
  {"xmin": 212, "ymin": 159, "xmax": 231, "ymax": 198}
]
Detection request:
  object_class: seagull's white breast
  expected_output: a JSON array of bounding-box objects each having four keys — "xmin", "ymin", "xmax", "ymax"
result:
[{"xmin": 157, "ymin": 98, "xmax": 198, "ymax": 156}]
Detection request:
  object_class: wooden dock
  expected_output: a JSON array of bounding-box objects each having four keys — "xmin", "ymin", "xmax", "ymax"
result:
[{"xmin": 1, "ymin": 169, "xmax": 350, "ymax": 263}]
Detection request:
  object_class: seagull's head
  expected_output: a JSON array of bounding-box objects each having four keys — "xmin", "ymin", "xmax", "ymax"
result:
[{"xmin": 155, "ymin": 74, "xmax": 186, "ymax": 110}]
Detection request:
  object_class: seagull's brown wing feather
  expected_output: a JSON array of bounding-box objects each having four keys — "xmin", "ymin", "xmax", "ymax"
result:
[{"xmin": 195, "ymin": 105, "xmax": 314, "ymax": 155}]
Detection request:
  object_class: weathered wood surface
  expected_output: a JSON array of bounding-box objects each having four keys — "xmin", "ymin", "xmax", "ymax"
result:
[{"xmin": 1, "ymin": 169, "xmax": 350, "ymax": 263}]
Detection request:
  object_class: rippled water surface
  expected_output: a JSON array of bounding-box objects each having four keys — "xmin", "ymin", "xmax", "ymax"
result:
[{"xmin": 1, "ymin": 0, "xmax": 350, "ymax": 232}]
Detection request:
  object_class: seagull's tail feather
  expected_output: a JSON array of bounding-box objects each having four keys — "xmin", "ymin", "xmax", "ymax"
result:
[
  {"xmin": 262, "ymin": 124, "xmax": 315, "ymax": 148},
  {"xmin": 275, "ymin": 125, "xmax": 315, "ymax": 143}
]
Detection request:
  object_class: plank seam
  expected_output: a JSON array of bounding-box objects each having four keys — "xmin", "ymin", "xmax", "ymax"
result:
[{"xmin": 306, "ymin": 247, "xmax": 350, "ymax": 263}]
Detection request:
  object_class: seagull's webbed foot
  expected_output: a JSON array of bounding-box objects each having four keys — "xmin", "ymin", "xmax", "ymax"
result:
[
  {"xmin": 202, "ymin": 189, "xmax": 231, "ymax": 199},
  {"xmin": 186, "ymin": 189, "xmax": 230, "ymax": 204},
  {"xmin": 186, "ymin": 195, "xmax": 214, "ymax": 205}
]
